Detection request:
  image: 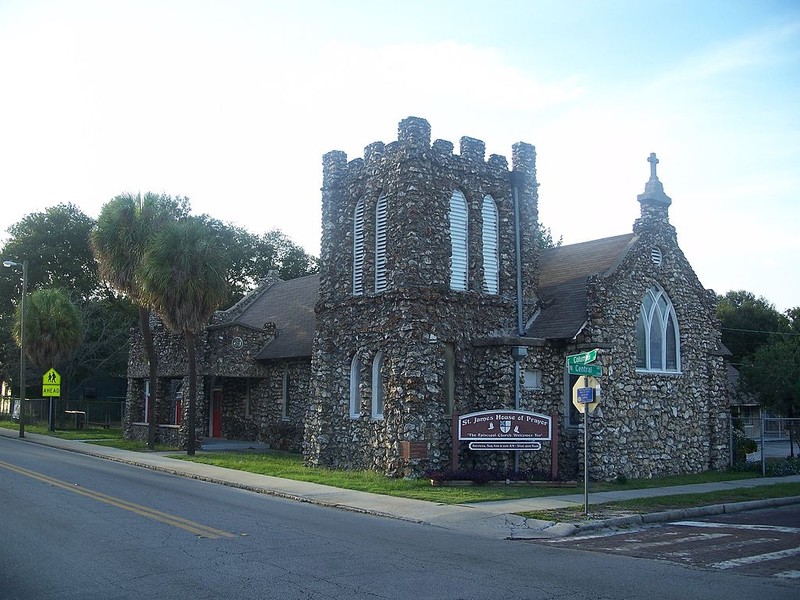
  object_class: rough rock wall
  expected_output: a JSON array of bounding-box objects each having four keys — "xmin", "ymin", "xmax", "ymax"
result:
[{"xmin": 306, "ymin": 117, "xmax": 539, "ymax": 475}]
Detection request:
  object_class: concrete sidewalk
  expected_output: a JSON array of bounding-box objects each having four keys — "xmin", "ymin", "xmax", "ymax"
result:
[{"xmin": 2, "ymin": 428, "xmax": 799, "ymax": 539}]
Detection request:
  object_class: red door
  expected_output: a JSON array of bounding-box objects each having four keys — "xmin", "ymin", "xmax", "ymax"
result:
[{"xmin": 211, "ymin": 389, "xmax": 223, "ymax": 438}]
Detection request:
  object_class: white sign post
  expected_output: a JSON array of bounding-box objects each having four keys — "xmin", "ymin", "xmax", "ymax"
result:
[{"xmin": 567, "ymin": 351, "xmax": 601, "ymax": 516}]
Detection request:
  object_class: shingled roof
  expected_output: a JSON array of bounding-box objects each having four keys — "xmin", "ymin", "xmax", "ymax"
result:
[
  {"xmin": 218, "ymin": 274, "xmax": 320, "ymax": 360},
  {"xmin": 527, "ymin": 233, "xmax": 636, "ymax": 340}
]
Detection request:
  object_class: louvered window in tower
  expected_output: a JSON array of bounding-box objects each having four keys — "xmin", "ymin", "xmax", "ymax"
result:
[
  {"xmin": 375, "ymin": 194, "xmax": 387, "ymax": 292},
  {"xmin": 450, "ymin": 189, "xmax": 468, "ymax": 291},
  {"xmin": 481, "ymin": 195, "xmax": 499, "ymax": 294},
  {"xmin": 353, "ymin": 198, "xmax": 365, "ymax": 295}
]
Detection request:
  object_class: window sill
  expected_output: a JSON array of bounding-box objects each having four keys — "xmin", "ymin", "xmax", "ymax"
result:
[{"xmin": 636, "ymin": 369, "xmax": 682, "ymax": 376}]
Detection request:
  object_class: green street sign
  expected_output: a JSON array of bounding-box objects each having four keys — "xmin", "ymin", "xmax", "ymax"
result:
[
  {"xmin": 568, "ymin": 363, "xmax": 602, "ymax": 377},
  {"xmin": 567, "ymin": 349, "xmax": 598, "ymax": 366}
]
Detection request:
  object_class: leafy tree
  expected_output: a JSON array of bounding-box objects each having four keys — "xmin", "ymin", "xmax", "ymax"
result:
[
  {"xmin": 2, "ymin": 203, "xmax": 99, "ymax": 299},
  {"xmin": 717, "ymin": 290, "xmax": 789, "ymax": 367},
  {"xmin": 196, "ymin": 217, "xmax": 318, "ymax": 306},
  {"xmin": 535, "ymin": 222, "xmax": 562, "ymax": 249},
  {"xmin": 741, "ymin": 334, "xmax": 800, "ymax": 457},
  {"xmin": 91, "ymin": 192, "xmax": 189, "ymax": 449},
  {"xmin": 138, "ymin": 216, "xmax": 229, "ymax": 455},
  {"xmin": 258, "ymin": 230, "xmax": 319, "ymax": 281},
  {"xmin": 67, "ymin": 296, "xmax": 138, "ymax": 389},
  {"xmin": 0, "ymin": 204, "xmax": 105, "ymax": 395}
]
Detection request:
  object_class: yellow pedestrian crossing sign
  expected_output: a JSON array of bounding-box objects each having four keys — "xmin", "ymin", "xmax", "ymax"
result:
[{"xmin": 42, "ymin": 367, "xmax": 61, "ymax": 397}]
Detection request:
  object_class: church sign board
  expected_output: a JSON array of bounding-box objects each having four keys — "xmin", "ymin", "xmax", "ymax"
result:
[{"xmin": 458, "ymin": 410, "xmax": 551, "ymax": 451}]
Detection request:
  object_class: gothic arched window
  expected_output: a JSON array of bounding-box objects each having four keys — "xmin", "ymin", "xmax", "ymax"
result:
[
  {"xmin": 636, "ymin": 285, "xmax": 680, "ymax": 372},
  {"xmin": 375, "ymin": 194, "xmax": 388, "ymax": 292},
  {"xmin": 481, "ymin": 195, "xmax": 499, "ymax": 294},
  {"xmin": 353, "ymin": 198, "xmax": 365, "ymax": 295},
  {"xmin": 450, "ymin": 189, "xmax": 468, "ymax": 291}
]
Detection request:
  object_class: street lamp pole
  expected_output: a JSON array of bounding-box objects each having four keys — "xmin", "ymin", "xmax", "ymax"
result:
[{"xmin": 3, "ymin": 259, "xmax": 27, "ymax": 438}]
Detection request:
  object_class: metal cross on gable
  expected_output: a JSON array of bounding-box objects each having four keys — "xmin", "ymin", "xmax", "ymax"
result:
[{"xmin": 648, "ymin": 152, "xmax": 659, "ymax": 180}]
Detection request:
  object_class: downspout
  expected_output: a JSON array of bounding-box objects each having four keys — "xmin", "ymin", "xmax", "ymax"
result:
[
  {"xmin": 511, "ymin": 171, "xmax": 526, "ymax": 472},
  {"xmin": 511, "ymin": 171, "xmax": 525, "ymax": 340}
]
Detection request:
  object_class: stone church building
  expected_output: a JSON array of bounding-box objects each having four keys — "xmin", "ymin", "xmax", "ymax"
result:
[{"xmin": 126, "ymin": 117, "xmax": 730, "ymax": 481}]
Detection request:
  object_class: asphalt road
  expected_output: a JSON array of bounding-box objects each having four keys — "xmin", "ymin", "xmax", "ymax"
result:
[{"xmin": 1, "ymin": 437, "xmax": 798, "ymax": 600}]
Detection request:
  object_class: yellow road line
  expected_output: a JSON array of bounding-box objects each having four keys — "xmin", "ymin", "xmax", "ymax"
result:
[{"xmin": 0, "ymin": 459, "xmax": 235, "ymax": 539}]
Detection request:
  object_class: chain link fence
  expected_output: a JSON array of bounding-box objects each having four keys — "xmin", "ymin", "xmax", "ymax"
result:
[
  {"xmin": 0, "ymin": 396, "xmax": 126, "ymax": 430},
  {"xmin": 731, "ymin": 413, "xmax": 800, "ymax": 474}
]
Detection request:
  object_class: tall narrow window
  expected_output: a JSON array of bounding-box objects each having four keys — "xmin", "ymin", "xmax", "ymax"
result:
[
  {"xmin": 353, "ymin": 198, "xmax": 365, "ymax": 295},
  {"xmin": 443, "ymin": 344, "xmax": 455, "ymax": 416},
  {"xmin": 375, "ymin": 194, "xmax": 388, "ymax": 292},
  {"xmin": 636, "ymin": 285, "xmax": 680, "ymax": 372},
  {"xmin": 281, "ymin": 369, "xmax": 290, "ymax": 420},
  {"xmin": 144, "ymin": 380, "xmax": 151, "ymax": 424},
  {"xmin": 371, "ymin": 351, "xmax": 384, "ymax": 419},
  {"xmin": 450, "ymin": 189, "xmax": 468, "ymax": 291},
  {"xmin": 481, "ymin": 195, "xmax": 499, "ymax": 294},
  {"xmin": 349, "ymin": 355, "xmax": 361, "ymax": 419}
]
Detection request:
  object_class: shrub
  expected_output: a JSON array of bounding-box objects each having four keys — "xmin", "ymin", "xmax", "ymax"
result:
[{"xmin": 425, "ymin": 468, "xmax": 553, "ymax": 485}]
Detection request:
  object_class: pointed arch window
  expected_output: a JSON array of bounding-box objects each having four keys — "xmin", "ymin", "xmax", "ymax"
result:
[
  {"xmin": 371, "ymin": 351, "xmax": 384, "ymax": 419},
  {"xmin": 353, "ymin": 198, "xmax": 365, "ymax": 295},
  {"xmin": 636, "ymin": 285, "xmax": 680, "ymax": 372},
  {"xmin": 481, "ymin": 195, "xmax": 499, "ymax": 294},
  {"xmin": 450, "ymin": 189, "xmax": 468, "ymax": 291},
  {"xmin": 349, "ymin": 355, "xmax": 361, "ymax": 419}
]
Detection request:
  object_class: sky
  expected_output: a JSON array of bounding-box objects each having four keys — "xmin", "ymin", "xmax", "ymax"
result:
[{"xmin": 0, "ymin": 0, "xmax": 798, "ymax": 312}]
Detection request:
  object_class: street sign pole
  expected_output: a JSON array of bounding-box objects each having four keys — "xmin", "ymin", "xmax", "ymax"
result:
[{"xmin": 583, "ymin": 376, "xmax": 589, "ymax": 515}]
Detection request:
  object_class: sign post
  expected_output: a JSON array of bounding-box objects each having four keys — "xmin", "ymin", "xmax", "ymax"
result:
[
  {"xmin": 567, "ymin": 350, "xmax": 600, "ymax": 515},
  {"xmin": 42, "ymin": 368, "xmax": 61, "ymax": 431}
]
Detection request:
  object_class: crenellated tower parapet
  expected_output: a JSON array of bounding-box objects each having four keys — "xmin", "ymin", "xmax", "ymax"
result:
[{"xmin": 316, "ymin": 116, "xmax": 539, "ymax": 309}]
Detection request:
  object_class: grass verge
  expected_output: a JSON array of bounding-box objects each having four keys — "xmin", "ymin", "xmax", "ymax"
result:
[
  {"xmin": 517, "ymin": 482, "xmax": 800, "ymax": 523},
  {"xmin": 0, "ymin": 419, "xmax": 123, "ymax": 441},
  {"xmin": 173, "ymin": 450, "xmax": 790, "ymax": 506}
]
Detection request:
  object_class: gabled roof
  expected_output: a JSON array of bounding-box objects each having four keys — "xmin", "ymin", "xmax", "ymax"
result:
[
  {"xmin": 217, "ymin": 274, "xmax": 319, "ymax": 360},
  {"xmin": 527, "ymin": 233, "xmax": 636, "ymax": 340}
]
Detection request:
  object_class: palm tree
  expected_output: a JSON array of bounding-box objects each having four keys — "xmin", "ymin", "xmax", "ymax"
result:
[
  {"xmin": 16, "ymin": 288, "xmax": 84, "ymax": 369},
  {"xmin": 138, "ymin": 216, "xmax": 229, "ymax": 455},
  {"xmin": 90, "ymin": 193, "xmax": 189, "ymax": 449}
]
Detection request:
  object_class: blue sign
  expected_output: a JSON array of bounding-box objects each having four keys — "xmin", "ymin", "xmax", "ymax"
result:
[{"xmin": 576, "ymin": 387, "xmax": 595, "ymax": 404}]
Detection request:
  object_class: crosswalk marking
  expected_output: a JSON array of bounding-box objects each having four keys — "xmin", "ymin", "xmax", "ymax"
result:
[
  {"xmin": 775, "ymin": 570, "xmax": 800, "ymax": 579},
  {"xmin": 711, "ymin": 546, "xmax": 800, "ymax": 570},
  {"xmin": 606, "ymin": 532, "xmax": 731, "ymax": 550},
  {"xmin": 672, "ymin": 520, "xmax": 800, "ymax": 534}
]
